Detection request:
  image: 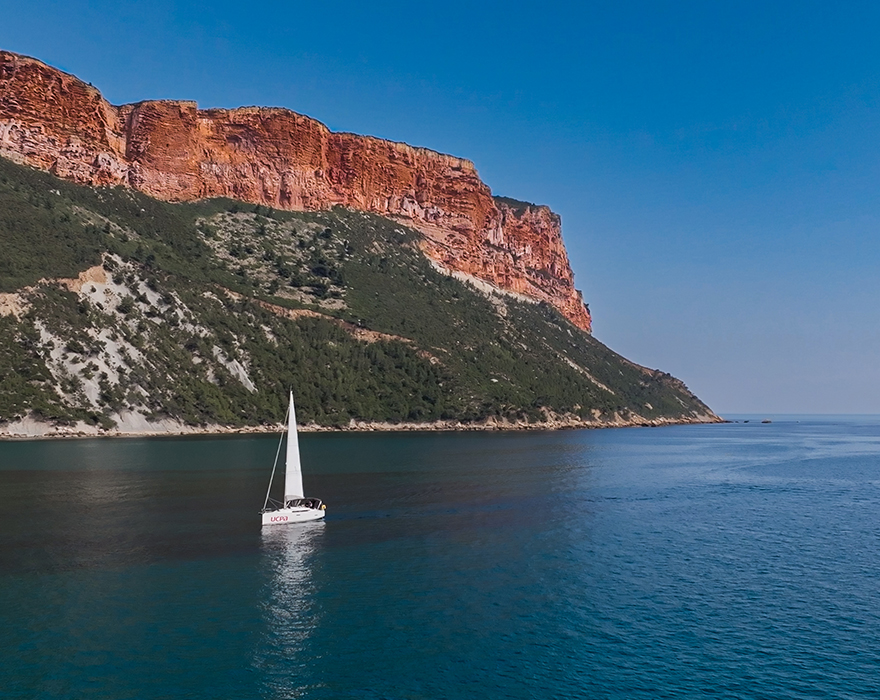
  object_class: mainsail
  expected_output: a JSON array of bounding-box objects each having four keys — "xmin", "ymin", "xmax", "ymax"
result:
[{"xmin": 284, "ymin": 391, "xmax": 304, "ymax": 502}]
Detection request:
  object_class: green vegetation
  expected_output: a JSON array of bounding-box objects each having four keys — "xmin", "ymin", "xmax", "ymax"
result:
[
  {"xmin": 0, "ymin": 156, "xmax": 714, "ymax": 429},
  {"xmin": 493, "ymin": 195, "xmax": 539, "ymax": 215}
]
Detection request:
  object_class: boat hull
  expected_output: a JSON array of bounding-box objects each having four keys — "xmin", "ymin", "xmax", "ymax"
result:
[{"xmin": 261, "ymin": 506, "xmax": 326, "ymax": 526}]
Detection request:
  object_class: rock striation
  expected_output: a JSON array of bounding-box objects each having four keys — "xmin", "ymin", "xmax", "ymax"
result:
[{"xmin": 0, "ymin": 50, "xmax": 591, "ymax": 331}]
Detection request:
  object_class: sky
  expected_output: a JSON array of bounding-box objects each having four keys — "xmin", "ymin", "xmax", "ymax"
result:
[{"xmin": 3, "ymin": 0, "xmax": 880, "ymax": 414}]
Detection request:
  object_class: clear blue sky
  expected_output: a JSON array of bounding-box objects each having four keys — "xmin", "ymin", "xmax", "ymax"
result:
[{"xmin": 4, "ymin": 0, "xmax": 880, "ymax": 414}]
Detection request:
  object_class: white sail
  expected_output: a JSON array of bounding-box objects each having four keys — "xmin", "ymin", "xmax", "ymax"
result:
[{"xmin": 284, "ymin": 391, "xmax": 304, "ymax": 502}]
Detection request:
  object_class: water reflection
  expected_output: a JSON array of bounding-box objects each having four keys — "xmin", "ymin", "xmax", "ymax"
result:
[{"xmin": 256, "ymin": 523, "xmax": 325, "ymax": 697}]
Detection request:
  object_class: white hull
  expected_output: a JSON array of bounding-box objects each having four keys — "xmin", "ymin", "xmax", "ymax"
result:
[{"xmin": 262, "ymin": 506, "xmax": 326, "ymax": 526}]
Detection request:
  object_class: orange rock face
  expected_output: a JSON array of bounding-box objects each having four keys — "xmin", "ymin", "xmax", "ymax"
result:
[{"xmin": 0, "ymin": 50, "xmax": 591, "ymax": 331}]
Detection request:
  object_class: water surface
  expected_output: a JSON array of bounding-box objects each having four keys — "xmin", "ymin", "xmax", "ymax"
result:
[{"xmin": 2, "ymin": 418, "xmax": 879, "ymax": 698}]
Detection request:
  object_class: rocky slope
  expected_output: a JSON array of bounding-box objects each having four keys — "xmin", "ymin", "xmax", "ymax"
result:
[
  {"xmin": 0, "ymin": 156, "xmax": 718, "ymax": 436},
  {"xmin": 0, "ymin": 50, "xmax": 591, "ymax": 331}
]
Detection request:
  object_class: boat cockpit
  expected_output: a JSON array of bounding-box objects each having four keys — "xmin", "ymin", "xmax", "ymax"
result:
[{"xmin": 285, "ymin": 497, "xmax": 324, "ymax": 510}]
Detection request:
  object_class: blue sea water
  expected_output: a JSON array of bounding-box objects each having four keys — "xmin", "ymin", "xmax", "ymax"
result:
[{"xmin": 1, "ymin": 417, "xmax": 880, "ymax": 699}]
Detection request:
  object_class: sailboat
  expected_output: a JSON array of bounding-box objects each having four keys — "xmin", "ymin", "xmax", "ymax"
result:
[{"xmin": 261, "ymin": 391, "xmax": 326, "ymax": 526}]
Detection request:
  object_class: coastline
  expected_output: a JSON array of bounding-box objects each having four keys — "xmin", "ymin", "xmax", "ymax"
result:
[{"xmin": 0, "ymin": 412, "xmax": 723, "ymax": 441}]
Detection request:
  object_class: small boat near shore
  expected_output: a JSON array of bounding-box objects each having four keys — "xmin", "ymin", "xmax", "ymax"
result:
[{"xmin": 260, "ymin": 391, "xmax": 326, "ymax": 526}]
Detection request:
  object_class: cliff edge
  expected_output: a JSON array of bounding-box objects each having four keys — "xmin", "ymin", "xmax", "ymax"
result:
[{"xmin": 0, "ymin": 50, "xmax": 591, "ymax": 331}]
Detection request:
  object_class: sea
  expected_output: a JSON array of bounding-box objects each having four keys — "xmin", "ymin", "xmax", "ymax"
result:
[{"xmin": 1, "ymin": 416, "xmax": 879, "ymax": 699}]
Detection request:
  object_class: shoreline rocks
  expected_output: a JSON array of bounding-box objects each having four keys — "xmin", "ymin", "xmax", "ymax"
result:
[{"xmin": 0, "ymin": 413, "xmax": 723, "ymax": 441}]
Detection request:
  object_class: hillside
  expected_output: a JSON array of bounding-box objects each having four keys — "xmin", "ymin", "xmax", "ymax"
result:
[{"xmin": 0, "ymin": 157, "xmax": 718, "ymax": 436}]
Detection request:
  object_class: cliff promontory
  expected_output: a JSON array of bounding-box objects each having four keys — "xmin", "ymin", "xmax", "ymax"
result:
[{"xmin": 0, "ymin": 50, "xmax": 591, "ymax": 331}]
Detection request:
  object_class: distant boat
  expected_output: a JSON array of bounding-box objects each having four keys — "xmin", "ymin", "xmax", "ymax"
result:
[{"xmin": 261, "ymin": 391, "xmax": 326, "ymax": 526}]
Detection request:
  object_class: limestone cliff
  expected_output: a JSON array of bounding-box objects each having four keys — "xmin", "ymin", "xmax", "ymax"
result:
[{"xmin": 0, "ymin": 50, "xmax": 591, "ymax": 331}]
